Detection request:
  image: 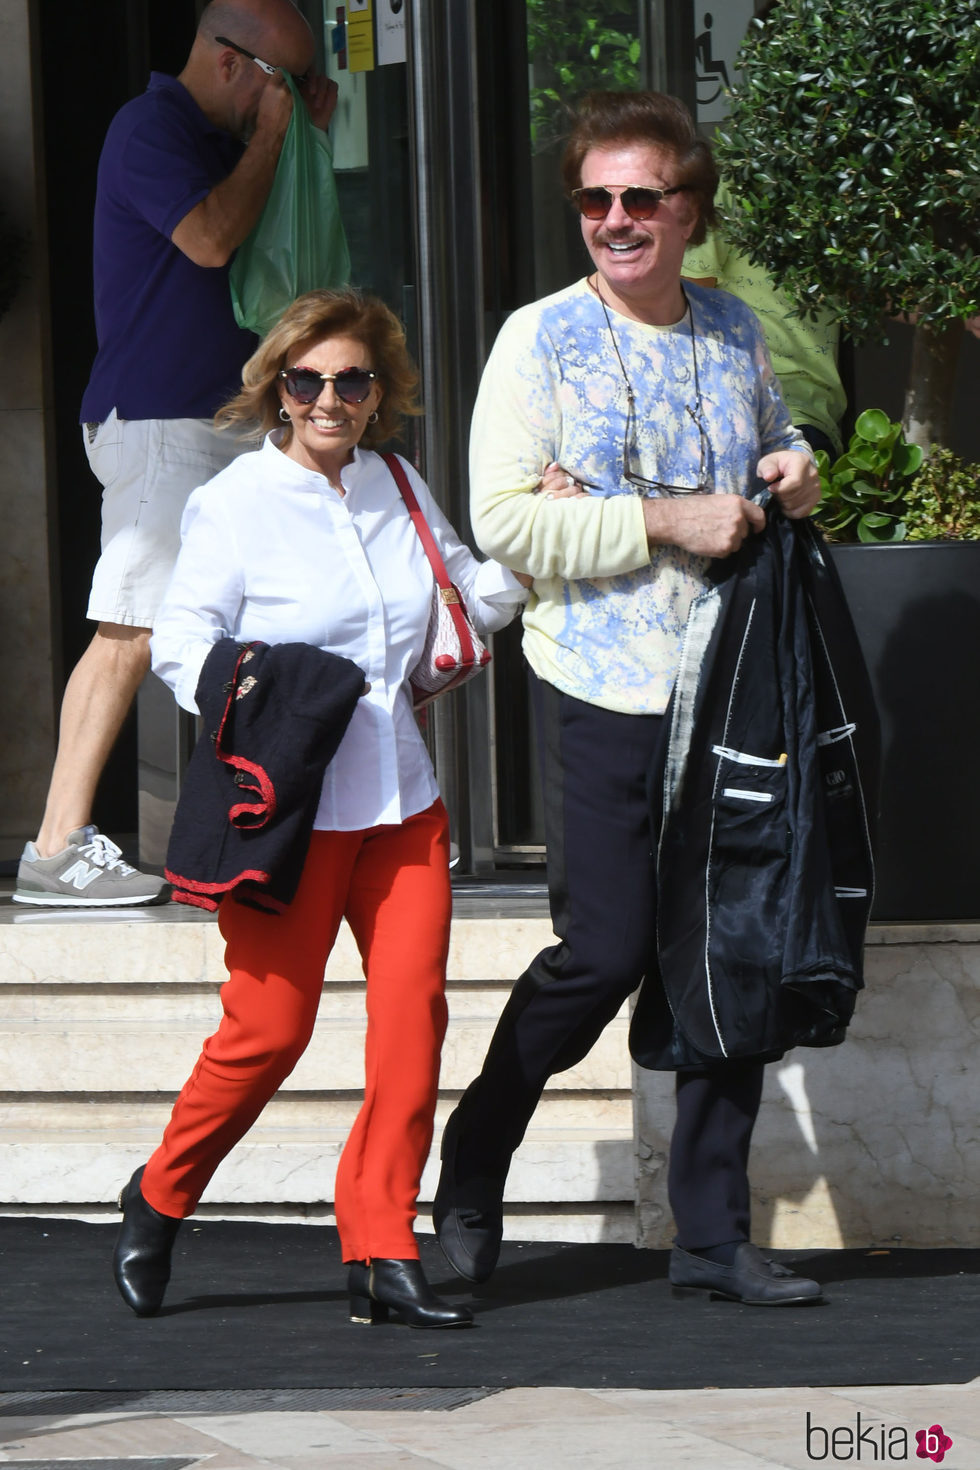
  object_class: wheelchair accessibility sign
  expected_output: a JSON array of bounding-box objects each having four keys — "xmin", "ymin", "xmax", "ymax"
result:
[{"xmin": 695, "ymin": 3, "xmax": 755, "ymax": 124}]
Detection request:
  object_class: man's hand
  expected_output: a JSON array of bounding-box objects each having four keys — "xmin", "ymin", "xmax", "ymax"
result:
[
  {"xmin": 254, "ymin": 76, "xmax": 294, "ymax": 142},
  {"xmin": 643, "ymin": 494, "xmax": 766, "ymax": 558},
  {"xmin": 298, "ymin": 74, "xmax": 339, "ymax": 130},
  {"xmin": 171, "ymin": 79, "xmax": 292, "ymax": 269},
  {"xmin": 540, "ymin": 463, "xmax": 776, "ymax": 559},
  {"xmin": 757, "ymin": 450, "xmax": 821, "ymax": 519}
]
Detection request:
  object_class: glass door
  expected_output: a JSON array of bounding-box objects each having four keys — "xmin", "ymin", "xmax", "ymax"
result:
[
  {"xmin": 486, "ymin": 1, "xmax": 671, "ymax": 864},
  {"xmin": 311, "ymin": 3, "xmax": 417, "ymax": 346}
]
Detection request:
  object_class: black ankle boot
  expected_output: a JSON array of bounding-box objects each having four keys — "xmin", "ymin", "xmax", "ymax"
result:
[
  {"xmin": 348, "ymin": 1258, "xmax": 474, "ymax": 1328},
  {"xmin": 113, "ymin": 1166, "xmax": 182, "ymax": 1317}
]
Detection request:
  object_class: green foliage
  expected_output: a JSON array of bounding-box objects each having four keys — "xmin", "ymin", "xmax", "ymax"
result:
[
  {"xmin": 526, "ymin": 1, "xmax": 641, "ymax": 153},
  {"xmin": 904, "ymin": 448, "xmax": 980, "ymax": 541},
  {"xmin": 815, "ymin": 411, "xmax": 980, "ymax": 542},
  {"xmin": 814, "ymin": 409, "xmax": 923, "ymax": 543},
  {"xmin": 715, "ymin": 0, "xmax": 980, "ymax": 344}
]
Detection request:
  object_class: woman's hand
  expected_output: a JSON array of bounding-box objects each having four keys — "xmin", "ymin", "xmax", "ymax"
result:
[{"xmin": 535, "ymin": 462, "xmax": 591, "ymax": 500}]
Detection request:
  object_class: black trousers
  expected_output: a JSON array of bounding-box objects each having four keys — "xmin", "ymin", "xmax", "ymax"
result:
[{"xmin": 454, "ymin": 678, "xmax": 765, "ymax": 1250}]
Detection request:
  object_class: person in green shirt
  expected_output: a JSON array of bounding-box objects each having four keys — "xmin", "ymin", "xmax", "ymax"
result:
[{"xmin": 684, "ymin": 181, "xmax": 845, "ymax": 457}]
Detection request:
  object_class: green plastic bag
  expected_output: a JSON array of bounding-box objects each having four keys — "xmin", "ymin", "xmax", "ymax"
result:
[{"xmin": 230, "ymin": 76, "xmax": 351, "ymax": 339}]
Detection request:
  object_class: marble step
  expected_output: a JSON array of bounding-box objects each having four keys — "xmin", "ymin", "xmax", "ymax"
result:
[
  {"xmin": 0, "ymin": 1195, "xmax": 636, "ymax": 1245},
  {"xmin": 0, "ymin": 977, "xmax": 523, "ymax": 1020},
  {"xmin": 0, "ymin": 1121, "xmax": 635, "ymax": 1209},
  {"xmin": 0, "ymin": 1094, "xmax": 629, "ymax": 1132},
  {"xmin": 0, "ymin": 906, "xmax": 639, "ymax": 1239},
  {"xmin": 0, "ymin": 1011, "xmax": 631, "ymax": 1093},
  {"xmin": 0, "ymin": 913, "xmax": 557, "ymax": 986}
]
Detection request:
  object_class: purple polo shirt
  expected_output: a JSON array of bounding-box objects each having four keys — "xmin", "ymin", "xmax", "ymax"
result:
[{"xmin": 80, "ymin": 73, "xmax": 256, "ymax": 423}]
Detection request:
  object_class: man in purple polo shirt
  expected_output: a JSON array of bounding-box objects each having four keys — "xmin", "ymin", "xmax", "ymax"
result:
[{"xmin": 15, "ymin": 0, "xmax": 337, "ymax": 907}]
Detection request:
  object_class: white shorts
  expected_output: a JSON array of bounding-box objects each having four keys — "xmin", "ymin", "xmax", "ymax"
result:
[{"xmin": 84, "ymin": 411, "xmax": 247, "ymax": 627}]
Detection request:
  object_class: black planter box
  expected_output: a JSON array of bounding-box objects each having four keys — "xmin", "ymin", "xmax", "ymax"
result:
[{"xmin": 830, "ymin": 542, "xmax": 980, "ymax": 922}]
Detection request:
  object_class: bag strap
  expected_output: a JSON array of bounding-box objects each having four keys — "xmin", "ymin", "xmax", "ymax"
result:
[
  {"xmin": 381, "ymin": 451, "xmax": 477, "ymax": 656},
  {"xmin": 382, "ymin": 451, "xmax": 453, "ymax": 588}
]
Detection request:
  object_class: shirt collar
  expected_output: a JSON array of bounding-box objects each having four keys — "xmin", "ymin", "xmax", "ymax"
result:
[
  {"xmin": 263, "ymin": 432, "xmax": 376, "ymax": 494},
  {"xmin": 147, "ymin": 72, "xmax": 229, "ymax": 139}
]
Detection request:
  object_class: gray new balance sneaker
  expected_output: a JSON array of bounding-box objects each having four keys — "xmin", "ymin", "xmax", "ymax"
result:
[{"xmin": 13, "ymin": 826, "xmax": 170, "ymax": 907}]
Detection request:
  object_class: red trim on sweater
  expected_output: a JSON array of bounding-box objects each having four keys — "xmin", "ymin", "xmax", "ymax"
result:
[
  {"xmin": 212, "ymin": 645, "xmax": 278, "ymax": 828},
  {"xmin": 165, "ymin": 865, "xmax": 287, "ymax": 913}
]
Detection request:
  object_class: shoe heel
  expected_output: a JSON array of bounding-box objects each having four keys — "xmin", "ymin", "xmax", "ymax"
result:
[
  {"xmin": 670, "ymin": 1284, "xmax": 703, "ymax": 1300},
  {"xmin": 349, "ymin": 1291, "xmax": 388, "ymax": 1325}
]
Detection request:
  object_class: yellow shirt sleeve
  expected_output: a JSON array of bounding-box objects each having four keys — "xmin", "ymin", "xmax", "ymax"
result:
[{"xmin": 469, "ymin": 306, "xmax": 650, "ymax": 583}]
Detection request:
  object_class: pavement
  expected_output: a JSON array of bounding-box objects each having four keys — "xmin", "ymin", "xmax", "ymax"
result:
[
  {"xmin": 2, "ymin": 874, "xmax": 977, "ymax": 1467},
  {"xmin": 0, "ymin": 1381, "xmax": 978, "ymax": 1468}
]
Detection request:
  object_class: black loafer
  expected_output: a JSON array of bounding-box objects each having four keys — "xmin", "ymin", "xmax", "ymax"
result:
[
  {"xmin": 669, "ymin": 1242, "xmax": 824, "ymax": 1306},
  {"xmin": 348, "ymin": 1258, "xmax": 474, "ymax": 1328},
  {"xmin": 432, "ymin": 1111, "xmax": 504, "ymax": 1285},
  {"xmin": 113, "ymin": 1165, "xmax": 182, "ymax": 1317}
]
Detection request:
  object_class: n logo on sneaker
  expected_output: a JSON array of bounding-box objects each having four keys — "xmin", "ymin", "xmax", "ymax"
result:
[{"xmin": 60, "ymin": 860, "xmax": 103, "ymax": 891}]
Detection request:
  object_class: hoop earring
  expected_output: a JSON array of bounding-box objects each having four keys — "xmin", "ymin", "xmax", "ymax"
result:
[
  {"xmin": 368, "ymin": 411, "xmax": 379, "ymax": 424},
  {"xmin": 278, "ymin": 406, "xmax": 291, "ymax": 423}
]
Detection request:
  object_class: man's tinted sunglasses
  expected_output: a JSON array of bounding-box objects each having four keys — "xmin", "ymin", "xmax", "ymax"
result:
[{"xmin": 571, "ymin": 184, "xmax": 687, "ymax": 221}]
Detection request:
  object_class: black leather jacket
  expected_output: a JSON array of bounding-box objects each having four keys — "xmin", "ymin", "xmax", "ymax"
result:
[{"xmin": 630, "ymin": 506, "xmax": 880, "ymax": 1071}]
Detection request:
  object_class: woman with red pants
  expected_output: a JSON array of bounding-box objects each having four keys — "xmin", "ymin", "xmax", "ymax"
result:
[{"xmin": 113, "ymin": 289, "xmax": 526, "ymax": 1326}]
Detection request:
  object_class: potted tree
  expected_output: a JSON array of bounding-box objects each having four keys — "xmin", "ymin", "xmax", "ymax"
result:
[
  {"xmin": 714, "ymin": 0, "xmax": 980, "ymax": 920},
  {"xmin": 717, "ymin": 0, "xmax": 980, "ymax": 450}
]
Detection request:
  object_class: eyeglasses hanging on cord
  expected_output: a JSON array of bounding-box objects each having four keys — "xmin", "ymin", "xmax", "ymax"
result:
[{"xmin": 590, "ymin": 278, "xmax": 711, "ymax": 497}]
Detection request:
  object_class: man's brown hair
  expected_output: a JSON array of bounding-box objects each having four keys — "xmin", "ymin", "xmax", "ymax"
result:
[{"xmin": 561, "ymin": 91, "xmax": 719, "ymax": 246}]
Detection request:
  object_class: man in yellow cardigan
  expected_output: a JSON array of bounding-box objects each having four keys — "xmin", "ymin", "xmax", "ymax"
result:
[{"xmin": 434, "ymin": 90, "xmax": 825, "ymax": 1307}]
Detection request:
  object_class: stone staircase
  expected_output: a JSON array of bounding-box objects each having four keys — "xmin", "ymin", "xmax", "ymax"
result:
[
  {"xmin": 4, "ymin": 883, "xmax": 978, "ymax": 1252},
  {"xmin": 0, "ymin": 887, "xmax": 636, "ymax": 1243}
]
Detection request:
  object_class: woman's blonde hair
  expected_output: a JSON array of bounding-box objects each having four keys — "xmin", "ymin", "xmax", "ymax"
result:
[{"xmin": 216, "ymin": 288, "xmax": 422, "ymax": 448}]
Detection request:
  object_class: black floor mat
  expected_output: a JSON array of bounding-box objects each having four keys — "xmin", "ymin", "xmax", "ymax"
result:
[{"xmin": 2, "ymin": 1219, "xmax": 978, "ymax": 1393}]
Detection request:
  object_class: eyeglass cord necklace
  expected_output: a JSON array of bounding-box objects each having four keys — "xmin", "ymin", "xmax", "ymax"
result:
[{"xmin": 588, "ymin": 274, "xmax": 706, "ymax": 489}]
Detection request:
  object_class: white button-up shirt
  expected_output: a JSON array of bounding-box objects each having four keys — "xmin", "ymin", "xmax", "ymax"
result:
[{"xmin": 151, "ymin": 435, "xmax": 526, "ymax": 831}]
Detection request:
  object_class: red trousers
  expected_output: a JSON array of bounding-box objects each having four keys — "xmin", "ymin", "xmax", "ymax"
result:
[{"xmin": 141, "ymin": 800, "xmax": 451, "ymax": 1262}]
